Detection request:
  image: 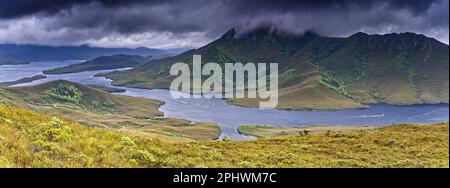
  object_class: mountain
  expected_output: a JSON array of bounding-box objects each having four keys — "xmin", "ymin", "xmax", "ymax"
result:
[
  {"xmin": 102, "ymin": 27, "xmax": 449, "ymax": 110},
  {"xmin": 0, "ymin": 80, "xmax": 220, "ymax": 142},
  {"xmin": 0, "ymin": 44, "xmax": 179, "ymax": 62},
  {"xmin": 44, "ymin": 54, "xmax": 152, "ymax": 74}
]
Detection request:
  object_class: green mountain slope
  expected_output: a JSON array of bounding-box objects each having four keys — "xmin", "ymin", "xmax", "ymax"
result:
[
  {"xmin": 44, "ymin": 54, "xmax": 152, "ymax": 74},
  {"xmin": 0, "ymin": 80, "xmax": 220, "ymax": 142},
  {"xmin": 101, "ymin": 28, "xmax": 449, "ymax": 110}
]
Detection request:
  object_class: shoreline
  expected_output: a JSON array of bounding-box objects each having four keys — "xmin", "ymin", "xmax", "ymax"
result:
[
  {"xmin": 103, "ymin": 80, "xmax": 450, "ymax": 111},
  {"xmin": 1, "ymin": 65, "xmax": 448, "ymax": 141}
]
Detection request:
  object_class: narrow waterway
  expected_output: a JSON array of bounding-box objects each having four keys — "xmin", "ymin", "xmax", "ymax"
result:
[{"xmin": 3, "ymin": 61, "xmax": 449, "ymax": 140}]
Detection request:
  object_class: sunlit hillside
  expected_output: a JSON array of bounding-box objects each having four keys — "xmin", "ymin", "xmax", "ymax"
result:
[{"xmin": 0, "ymin": 81, "xmax": 220, "ymax": 143}]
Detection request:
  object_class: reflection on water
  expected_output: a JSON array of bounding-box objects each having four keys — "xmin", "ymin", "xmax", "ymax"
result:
[{"xmin": 1, "ymin": 61, "xmax": 449, "ymax": 140}]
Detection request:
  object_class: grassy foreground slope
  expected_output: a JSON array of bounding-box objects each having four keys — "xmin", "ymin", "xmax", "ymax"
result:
[
  {"xmin": 0, "ymin": 106, "xmax": 448, "ymax": 168},
  {"xmin": 0, "ymin": 81, "xmax": 220, "ymax": 142}
]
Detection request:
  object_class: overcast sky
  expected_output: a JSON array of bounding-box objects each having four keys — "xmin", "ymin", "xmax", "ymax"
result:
[{"xmin": 0, "ymin": 0, "xmax": 448, "ymax": 49}]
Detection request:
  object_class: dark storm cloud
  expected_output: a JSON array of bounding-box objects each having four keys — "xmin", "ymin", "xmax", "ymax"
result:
[
  {"xmin": 0, "ymin": 0, "xmax": 447, "ymax": 48},
  {"xmin": 0, "ymin": 0, "xmax": 436, "ymax": 18},
  {"xmin": 0, "ymin": 0, "xmax": 165, "ymax": 18},
  {"xmin": 224, "ymin": 0, "xmax": 435, "ymax": 15}
]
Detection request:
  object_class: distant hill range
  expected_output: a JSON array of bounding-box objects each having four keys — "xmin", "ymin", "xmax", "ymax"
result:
[
  {"xmin": 102, "ymin": 27, "xmax": 449, "ymax": 110},
  {"xmin": 0, "ymin": 44, "xmax": 185, "ymax": 65},
  {"xmin": 44, "ymin": 54, "xmax": 152, "ymax": 74},
  {"xmin": 0, "ymin": 54, "xmax": 26, "ymax": 65}
]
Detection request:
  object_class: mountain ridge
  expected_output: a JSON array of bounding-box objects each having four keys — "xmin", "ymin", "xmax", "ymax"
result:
[
  {"xmin": 101, "ymin": 27, "xmax": 449, "ymax": 110},
  {"xmin": 43, "ymin": 54, "xmax": 152, "ymax": 74},
  {"xmin": 0, "ymin": 44, "xmax": 184, "ymax": 63}
]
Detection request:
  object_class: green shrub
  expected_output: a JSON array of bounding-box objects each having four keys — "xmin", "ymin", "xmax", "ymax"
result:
[{"xmin": 43, "ymin": 84, "xmax": 83, "ymax": 104}]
